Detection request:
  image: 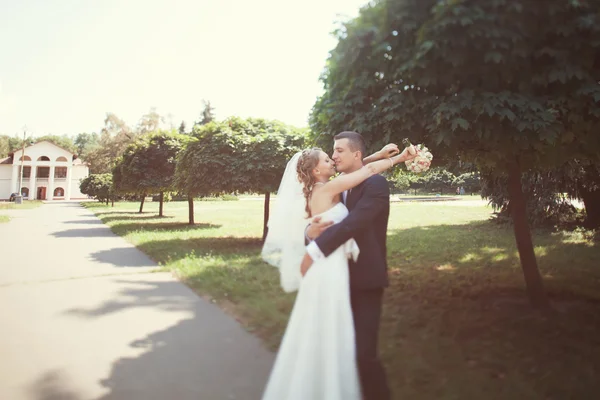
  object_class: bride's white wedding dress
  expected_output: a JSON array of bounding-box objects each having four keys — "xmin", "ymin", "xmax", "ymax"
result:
[{"xmin": 262, "ymin": 202, "xmax": 361, "ymax": 400}]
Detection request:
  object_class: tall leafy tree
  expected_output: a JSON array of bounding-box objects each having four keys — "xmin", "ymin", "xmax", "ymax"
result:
[
  {"xmin": 310, "ymin": 0, "xmax": 600, "ymax": 307},
  {"xmin": 195, "ymin": 100, "xmax": 216, "ymax": 126},
  {"xmin": 175, "ymin": 117, "xmax": 306, "ymax": 230},
  {"xmin": 85, "ymin": 113, "xmax": 138, "ymax": 174},
  {"xmin": 178, "ymin": 121, "xmax": 187, "ymax": 135},
  {"xmin": 34, "ymin": 134, "xmax": 77, "ymax": 153},
  {"xmin": 0, "ymin": 135, "xmax": 23, "ymax": 157},
  {"xmin": 113, "ymin": 130, "xmax": 188, "ymax": 216},
  {"xmin": 227, "ymin": 117, "xmax": 306, "ymax": 240}
]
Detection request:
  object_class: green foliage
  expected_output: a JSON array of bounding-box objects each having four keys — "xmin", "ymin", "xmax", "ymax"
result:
[
  {"xmin": 79, "ymin": 173, "xmax": 113, "ymax": 203},
  {"xmin": 0, "ymin": 134, "xmax": 27, "ymax": 157},
  {"xmin": 34, "ymin": 134, "xmax": 77, "ymax": 153},
  {"xmin": 453, "ymin": 171, "xmax": 482, "ymax": 193},
  {"xmin": 423, "ymin": 168, "xmax": 456, "ymax": 194},
  {"xmin": 84, "ymin": 112, "xmax": 140, "ymax": 174},
  {"xmin": 178, "ymin": 121, "xmax": 187, "ymax": 135},
  {"xmin": 395, "ymin": 167, "xmax": 457, "ymax": 194},
  {"xmin": 175, "ymin": 117, "xmax": 306, "ymax": 197},
  {"xmin": 74, "ymin": 132, "xmax": 100, "ymax": 158},
  {"xmin": 113, "ymin": 130, "xmax": 190, "ymax": 196},
  {"xmin": 482, "ymin": 162, "xmax": 600, "ymax": 227},
  {"xmin": 310, "ymin": 0, "xmax": 600, "ymax": 170},
  {"xmin": 195, "ymin": 100, "xmax": 216, "ymax": 126}
]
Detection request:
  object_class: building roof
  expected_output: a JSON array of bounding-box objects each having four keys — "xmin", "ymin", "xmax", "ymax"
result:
[{"xmin": 3, "ymin": 141, "xmax": 82, "ymax": 165}]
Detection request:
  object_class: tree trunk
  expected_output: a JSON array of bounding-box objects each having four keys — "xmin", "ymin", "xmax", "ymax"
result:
[
  {"xmin": 111, "ymin": 197, "xmax": 115, "ymax": 207},
  {"xmin": 581, "ymin": 188, "xmax": 600, "ymax": 229},
  {"xmin": 262, "ymin": 192, "xmax": 270, "ymax": 243},
  {"xmin": 106, "ymin": 197, "xmax": 109, "ymax": 205},
  {"xmin": 507, "ymin": 162, "xmax": 548, "ymax": 308},
  {"xmin": 159, "ymin": 191, "xmax": 164, "ymax": 217},
  {"xmin": 139, "ymin": 194, "xmax": 145, "ymax": 213},
  {"xmin": 188, "ymin": 195, "xmax": 195, "ymax": 225}
]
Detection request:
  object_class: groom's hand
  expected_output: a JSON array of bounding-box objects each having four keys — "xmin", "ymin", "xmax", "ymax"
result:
[
  {"xmin": 300, "ymin": 253, "xmax": 313, "ymax": 276},
  {"xmin": 306, "ymin": 216, "xmax": 334, "ymax": 241}
]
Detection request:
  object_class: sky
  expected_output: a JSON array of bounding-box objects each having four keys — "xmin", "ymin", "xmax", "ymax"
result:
[{"xmin": 0, "ymin": 0, "xmax": 369, "ymax": 138}]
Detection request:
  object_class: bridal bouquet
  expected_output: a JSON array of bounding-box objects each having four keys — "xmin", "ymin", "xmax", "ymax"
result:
[{"xmin": 402, "ymin": 139, "xmax": 433, "ymax": 174}]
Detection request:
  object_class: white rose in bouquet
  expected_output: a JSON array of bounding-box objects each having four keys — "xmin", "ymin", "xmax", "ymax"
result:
[{"xmin": 402, "ymin": 139, "xmax": 433, "ymax": 174}]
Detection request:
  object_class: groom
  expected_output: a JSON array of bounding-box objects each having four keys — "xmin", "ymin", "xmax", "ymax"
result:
[{"xmin": 302, "ymin": 131, "xmax": 410, "ymax": 400}]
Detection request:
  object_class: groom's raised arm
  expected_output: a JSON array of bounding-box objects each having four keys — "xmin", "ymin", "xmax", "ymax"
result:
[{"xmin": 310, "ymin": 175, "xmax": 389, "ymax": 259}]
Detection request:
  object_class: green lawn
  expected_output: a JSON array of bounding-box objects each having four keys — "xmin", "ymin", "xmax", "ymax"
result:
[
  {"xmin": 0, "ymin": 200, "xmax": 43, "ymax": 210},
  {"xmin": 0, "ymin": 215, "xmax": 9, "ymax": 223},
  {"xmin": 84, "ymin": 199, "xmax": 600, "ymax": 400}
]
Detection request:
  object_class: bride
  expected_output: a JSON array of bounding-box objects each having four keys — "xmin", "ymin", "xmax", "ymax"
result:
[{"xmin": 261, "ymin": 142, "xmax": 416, "ymax": 400}]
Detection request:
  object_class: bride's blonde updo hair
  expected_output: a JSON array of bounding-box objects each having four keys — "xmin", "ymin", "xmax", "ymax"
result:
[{"xmin": 296, "ymin": 148, "xmax": 322, "ymax": 217}]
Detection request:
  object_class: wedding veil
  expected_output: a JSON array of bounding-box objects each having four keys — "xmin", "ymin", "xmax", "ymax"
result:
[{"xmin": 261, "ymin": 152, "xmax": 308, "ymax": 293}]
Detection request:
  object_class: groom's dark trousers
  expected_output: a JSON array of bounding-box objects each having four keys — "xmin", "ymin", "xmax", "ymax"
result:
[{"xmin": 314, "ymin": 174, "xmax": 391, "ymax": 400}]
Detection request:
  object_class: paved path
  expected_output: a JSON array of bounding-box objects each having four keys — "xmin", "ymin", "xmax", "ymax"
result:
[{"xmin": 0, "ymin": 202, "xmax": 274, "ymax": 400}]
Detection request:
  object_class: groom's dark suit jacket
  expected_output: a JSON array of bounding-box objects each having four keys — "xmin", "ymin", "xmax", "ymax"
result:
[{"xmin": 314, "ymin": 174, "xmax": 390, "ymax": 290}]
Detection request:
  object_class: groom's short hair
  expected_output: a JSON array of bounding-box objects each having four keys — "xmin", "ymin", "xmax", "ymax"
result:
[{"xmin": 334, "ymin": 131, "xmax": 367, "ymax": 157}]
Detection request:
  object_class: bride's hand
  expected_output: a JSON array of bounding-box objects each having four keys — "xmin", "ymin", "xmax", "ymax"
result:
[
  {"xmin": 380, "ymin": 143, "xmax": 400, "ymax": 159},
  {"xmin": 306, "ymin": 216, "xmax": 334, "ymax": 240},
  {"xmin": 300, "ymin": 253, "xmax": 313, "ymax": 277}
]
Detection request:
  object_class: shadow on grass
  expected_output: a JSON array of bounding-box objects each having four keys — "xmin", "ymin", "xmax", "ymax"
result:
[
  {"xmin": 99, "ymin": 214, "xmax": 175, "ymax": 224},
  {"xmin": 109, "ymin": 222, "xmax": 221, "ymax": 237},
  {"xmin": 51, "ymin": 278, "xmax": 273, "ymax": 399},
  {"xmin": 375, "ymin": 222, "xmax": 600, "ymax": 399},
  {"xmin": 137, "ymin": 236, "xmax": 262, "ymax": 265}
]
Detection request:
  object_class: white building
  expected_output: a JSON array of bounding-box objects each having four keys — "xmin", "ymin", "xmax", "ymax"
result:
[{"xmin": 0, "ymin": 141, "xmax": 89, "ymax": 201}]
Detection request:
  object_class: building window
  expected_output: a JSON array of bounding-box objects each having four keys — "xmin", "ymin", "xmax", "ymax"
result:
[
  {"xmin": 37, "ymin": 156, "xmax": 50, "ymax": 161},
  {"xmin": 56, "ymin": 156, "xmax": 68, "ymax": 162},
  {"xmin": 37, "ymin": 166, "xmax": 50, "ymax": 178},
  {"xmin": 19, "ymin": 166, "xmax": 31, "ymax": 178},
  {"xmin": 19, "ymin": 155, "xmax": 31, "ymax": 161},
  {"xmin": 21, "ymin": 187, "xmax": 29, "ymax": 197},
  {"xmin": 55, "ymin": 167, "xmax": 67, "ymax": 178},
  {"xmin": 54, "ymin": 187, "xmax": 65, "ymax": 197}
]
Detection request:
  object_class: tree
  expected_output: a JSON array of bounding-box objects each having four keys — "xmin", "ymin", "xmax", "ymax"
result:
[
  {"xmin": 80, "ymin": 174, "xmax": 113, "ymax": 204},
  {"xmin": 178, "ymin": 121, "xmax": 187, "ymax": 135},
  {"xmin": 453, "ymin": 172, "xmax": 481, "ymax": 195},
  {"xmin": 227, "ymin": 117, "xmax": 306, "ymax": 241},
  {"xmin": 175, "ymin": 121, "xmax": 239, "ymax": 225},
  {"xmin": 34, "ymin": 134, "xmax": 77, "ymax": 153},
  {"xmin": 74, "ymin": 132, "xmax": 100, "ymax": 159},
  {"xmin": 482, "ymin": 162, "xmax": 600, "ymax": 228},
  {"xmin": 310, "ymin": 0, "xmax": 600, "ymax": 307},
  {"xmin": 195, "ymin": 100, "xmax": 216, "ymax": 126},
  {"xmin": 137, "ymin": 107, "xmax": 164, "ymax": 135},
  {"xmin": 85, "ymin": 113, "xmax": 138, "ymax": 174},
  {"xmin": 423, "ymin": 168, "xmax": 456, "ymax": 194},
  {"xmin": 175, "ymin": 117, "xmax": 306, "ymax": 230},
  {"xmin": 0, "ymin": 134, "xmax": 27, "ymax": 157},
  {"xmin": 113, "ymin": 130, "xmax": 188, "ymax": 216}
]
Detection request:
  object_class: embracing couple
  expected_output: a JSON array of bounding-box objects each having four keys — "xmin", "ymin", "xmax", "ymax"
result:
[{"xmin": 261, "ymin": 131, "xmax": 417, "ymax": 400}]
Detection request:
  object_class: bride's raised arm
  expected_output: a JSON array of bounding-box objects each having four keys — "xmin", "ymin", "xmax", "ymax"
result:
[
  {"xmin": 362, "ymin": 143, "xmax": 399, "ymax": 164},
  {"xmin": 321, "ymin": 146, "xmax": 415, "ymax": 198}
]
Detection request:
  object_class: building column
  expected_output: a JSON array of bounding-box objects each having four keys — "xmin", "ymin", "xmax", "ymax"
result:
[
  {"xmin": 11, "ymin": 165, "xmax": 19, "ymax": 193},
  {"xmin": 48, "ymin": 165, "xmax": 55, "ymax": 201},
  {"xmin": 66, "ymin": 164, "xmax": 72, "ymax": 201},
  {"xmin": 29, "ymin": 164, "xmax": 37, "ymax": 199}
]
